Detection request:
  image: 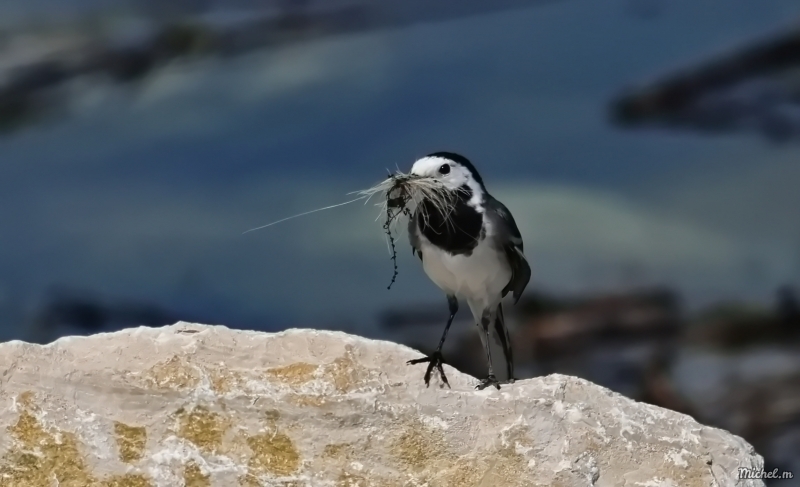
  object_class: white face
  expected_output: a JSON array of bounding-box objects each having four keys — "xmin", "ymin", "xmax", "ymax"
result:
[{"xmin": 409, "ymin": 156, "xmax": 474, "ymax": 191}]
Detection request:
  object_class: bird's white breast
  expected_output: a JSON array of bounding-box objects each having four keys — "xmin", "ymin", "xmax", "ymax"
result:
[{"xmin": 417, "ymin": 221, "xmax": 511, "ymax": 312}]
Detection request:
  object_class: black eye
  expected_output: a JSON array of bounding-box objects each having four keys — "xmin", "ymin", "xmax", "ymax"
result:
[{"xmin": 438, "ymin": 164, "xmax": 450, "ymax": 175}]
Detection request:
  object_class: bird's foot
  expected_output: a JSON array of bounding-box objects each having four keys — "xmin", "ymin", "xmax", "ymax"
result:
[
  {"xmin": 475, "ymin": 374, "xmax": 502, "ymax": 390},
  {"xmin": 407, "ymin": 350, "xmax": 450, "ymax": 388}
]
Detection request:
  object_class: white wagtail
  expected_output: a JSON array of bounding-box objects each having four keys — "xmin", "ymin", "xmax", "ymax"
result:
[{"xmin": 404, "ymin": 152, "xmax": 531, "ymax": 390}]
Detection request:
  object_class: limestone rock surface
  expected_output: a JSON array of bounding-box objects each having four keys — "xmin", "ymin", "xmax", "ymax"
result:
[{"xmin": 0, "ymin": 322, "xmax": 764, "ymax": 487}]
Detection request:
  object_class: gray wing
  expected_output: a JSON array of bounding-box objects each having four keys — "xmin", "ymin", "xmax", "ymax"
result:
[
  {"xmin": 486, "ymin": 196, "xmax": 531, "ymax": 304},
  {"xmin": 408, "ymin": 211, "xmax": 423, "ymax": 261}
]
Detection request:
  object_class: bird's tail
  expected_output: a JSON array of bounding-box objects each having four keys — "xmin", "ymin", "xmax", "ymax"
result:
[{"xmin": 492, "ymin": 303, "xmax": 515, "ymax": 382}]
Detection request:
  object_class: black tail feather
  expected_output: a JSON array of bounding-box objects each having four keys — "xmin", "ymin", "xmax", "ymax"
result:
[{"xmin": 493, "ymin": 303, "xmax": 515, "ymax": 381}]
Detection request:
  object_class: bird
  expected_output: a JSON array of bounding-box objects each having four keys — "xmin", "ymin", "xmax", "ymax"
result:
[{"xmin": 405, "ymin": 152, "xmax": 531, "ymax": 390}]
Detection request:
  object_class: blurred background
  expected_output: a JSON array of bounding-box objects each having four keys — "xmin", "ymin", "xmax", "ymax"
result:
[{"xmin": 1, "ymin": 0, "xmax": 800, "ymax": 483}]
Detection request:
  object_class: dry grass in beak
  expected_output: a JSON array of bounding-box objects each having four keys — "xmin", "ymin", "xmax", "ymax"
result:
[
  {"xmin": 354, "ymin": 172, "xmax": 460, "ymax": 232},
  {"xmin": 243, "ymin": 169, "xmax": 463, "ymax": 291},
  {"xmin": 352, "ymin": 171, "xmax": 462, "ymax": 289}
]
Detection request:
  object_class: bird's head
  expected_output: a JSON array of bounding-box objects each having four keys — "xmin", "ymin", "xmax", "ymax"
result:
[{"xmin": 409, "ymin": 152, "xmax": 486, "ymax": 196}]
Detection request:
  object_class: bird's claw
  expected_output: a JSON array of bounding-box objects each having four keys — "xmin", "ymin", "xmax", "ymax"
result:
[
  {"xmin": 476, "ymin": 374, "xmax": 502, "ymax": 390},
  {"xmin": 407, "ymin": 350, "xmax": 450, "ymax": 388}
]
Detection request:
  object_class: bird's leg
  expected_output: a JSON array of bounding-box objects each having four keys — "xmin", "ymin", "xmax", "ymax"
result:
[
  {"xmin": 407, "ymin": 295, "xmax": 458, "ymax": 388},
  {"xmin": 493, "ymin": 303, "xmax": 517, "ymax": 384},
  {"xmin": 476, "ymin": 308, "xmax": 501, "ymax": 390}
]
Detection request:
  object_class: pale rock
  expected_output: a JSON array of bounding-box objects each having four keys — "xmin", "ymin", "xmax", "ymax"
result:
[{"xmin": 0, "ymin": 322, "xmax": 764, "ymax": 487}]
